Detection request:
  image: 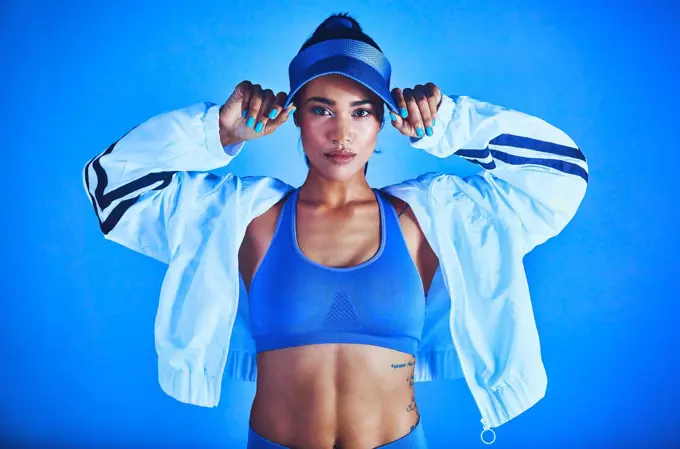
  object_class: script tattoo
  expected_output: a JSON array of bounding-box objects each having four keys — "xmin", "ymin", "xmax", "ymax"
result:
[
  {"xmin": 406, "ymin": 373, "xmax": 417, "ymax": 412},
  {"xmin": 391, "ymin": 361, "xmax": 414, "ymax": 369},
  {"xmin": 391, "ymin": 358, "xmax": 415, "ymax": 370},
  {"xmin": 406, "ymin": 371, "xmax": 420, "ymax": 428},
  {"xmin": 393, "ymin": 357, "xmax": 420, "ymax": 430}
]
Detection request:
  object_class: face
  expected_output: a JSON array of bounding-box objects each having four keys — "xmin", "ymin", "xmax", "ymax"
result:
[{"xmin": 295, "ymin": 74, "xmax": 383, "ymax": 181}]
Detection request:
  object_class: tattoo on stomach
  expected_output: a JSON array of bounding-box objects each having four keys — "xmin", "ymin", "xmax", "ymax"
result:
[
  {"xmin": 389, "ymin": 357, "xmax": 420, "ymax": 427},
  {"xmin": 405, "ymin": 372, "xmax": 420, "ymax": 425},
  {"xmin": 390, "ymin": 357, "xmax": 415, "ymax": 370}
]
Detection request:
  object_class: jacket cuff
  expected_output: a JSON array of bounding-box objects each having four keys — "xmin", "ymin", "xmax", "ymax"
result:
[{"xmin": 204, "ymin": 103, "xmax": 245, "ymax": 159}]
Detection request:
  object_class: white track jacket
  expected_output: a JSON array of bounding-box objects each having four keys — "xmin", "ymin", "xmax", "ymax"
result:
[{"xmin": 82, "ymin": 94, "xmax": 588, "ymax": 432}]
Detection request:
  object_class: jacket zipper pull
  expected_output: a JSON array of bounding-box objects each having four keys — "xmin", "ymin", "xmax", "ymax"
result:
[{"xmin": 480, "ymin": 419, "xmax": 496, "ymax": 445}]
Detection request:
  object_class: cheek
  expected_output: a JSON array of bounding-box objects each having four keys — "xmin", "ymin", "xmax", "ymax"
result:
[
  {"xmin": 299, "ymin": 123, "xmax": 325, "ymax": 147},
  {"xmin": 357, "ymin": 123, "xmax": 381, "ymax": 145}
]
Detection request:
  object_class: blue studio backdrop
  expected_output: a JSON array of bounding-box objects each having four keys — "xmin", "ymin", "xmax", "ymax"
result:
[{"xmin": 2, "ymin": 0, "xmax": 679, "ymax": 447}]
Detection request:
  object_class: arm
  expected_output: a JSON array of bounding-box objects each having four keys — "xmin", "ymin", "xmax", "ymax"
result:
[
  {"xmin": 82, "ymin": 102, "xmax": 244, "ymax": 263},
  {"xmin": 412, "ymin": 94, "xmax": 588, "ymax": 253},
  {"xmin": 82, "ymin": 81, "xmax": 295, "ymax": 263}
]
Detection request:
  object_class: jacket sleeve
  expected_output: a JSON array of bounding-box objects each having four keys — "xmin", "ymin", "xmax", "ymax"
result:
[
  {"xmin": 82, "ymin": 102, "xmax": 244, "ymax": 264},
  {"xmin": 412, "ymin": 94, "xmax": 588, "ymax": 254}
]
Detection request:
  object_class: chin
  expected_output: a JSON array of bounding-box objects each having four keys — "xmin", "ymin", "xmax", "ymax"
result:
[{"xmin": 313, "ymin": 158, "xmax": 366, "ymax": 181}]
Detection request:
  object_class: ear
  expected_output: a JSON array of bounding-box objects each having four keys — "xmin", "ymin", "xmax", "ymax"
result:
[{"xmin": 293, "ymin": 110, "xmax": 300, "ymax": 127}]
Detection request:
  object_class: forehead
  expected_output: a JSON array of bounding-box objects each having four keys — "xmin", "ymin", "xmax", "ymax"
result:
[{"xmin": 301, "ymin": 74, "xmax": 380, "ymax": 103}]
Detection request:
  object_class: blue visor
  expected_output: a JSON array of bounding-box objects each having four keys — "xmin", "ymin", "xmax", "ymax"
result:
[{"xmin": 283, "ymin": 39, "xmax": 399, "ymax": 113}]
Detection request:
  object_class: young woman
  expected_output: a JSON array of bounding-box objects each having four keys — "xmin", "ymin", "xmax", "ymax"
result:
[{"xmin": 83, "ymin": 13, "xmax": 588, "ymax": 449}]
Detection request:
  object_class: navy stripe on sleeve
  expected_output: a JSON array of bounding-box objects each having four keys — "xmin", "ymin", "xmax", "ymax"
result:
[
  {"xmin": 98, "ymin": 174, "xmax": 174, "ymax": 235},
  {"xmin": 84, "ymin": 128, "xmax": 177, "ymax": 235},
  {"xmin": 92, "ymin": 150, "xmax": 175, "ymax": 210},
  {"xmin": 456, "ymin": 148, "xmax": 490, "ymax": 159},
  {"xmin": 467, "ymin": 158, "xmax": 497, "ymax": 170},
  {"xmin": 454, "ymin": 134, "xmax": 588, "ymax": 182},
  {"xmin": 454, "ymin": 148, "xmax": 496, "ymax": 169},
  {"xmin": 490, "ymin": 134, "xmax": 585, "ymax": 162},
  {"xmin": 490, "ymin": 150, "xmax": 589, "ymax": 182}
]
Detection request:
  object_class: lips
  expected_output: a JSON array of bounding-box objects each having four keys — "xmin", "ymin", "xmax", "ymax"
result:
[
  {"xmin": 325, "ymin": 148, "xmax": 355, "ymax": 157},
  {"xmin": 324, "ymin": 148, "xmax": 356, "ymax": 165}
]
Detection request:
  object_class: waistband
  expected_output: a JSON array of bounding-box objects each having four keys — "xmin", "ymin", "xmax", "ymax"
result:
[{"xmin": 247, "ymin": 418, "xmax": 427, "ymax": 448}]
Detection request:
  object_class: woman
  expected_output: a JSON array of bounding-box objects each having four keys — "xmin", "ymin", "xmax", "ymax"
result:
[{"xmin": 83, "ymin": 13, "xmax": 588, "ymax": 449}]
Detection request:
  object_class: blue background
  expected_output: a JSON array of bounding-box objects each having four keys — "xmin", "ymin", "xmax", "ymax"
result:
[{"xmin": 3, "ymin": 0, "xmax": 679, "ymax": 447}]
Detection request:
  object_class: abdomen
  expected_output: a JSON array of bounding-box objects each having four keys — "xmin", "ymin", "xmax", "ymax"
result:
[{"xmin": 250, "ymin": 343, "xmax": 420, "ymax": 448}]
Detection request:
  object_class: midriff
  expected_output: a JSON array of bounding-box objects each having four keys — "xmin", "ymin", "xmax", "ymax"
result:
[{"xmin": 250, "ymin": 343, "xmax": 420, "ymax": 449}]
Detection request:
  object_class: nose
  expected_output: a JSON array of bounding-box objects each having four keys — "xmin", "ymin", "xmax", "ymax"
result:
[{"xmin": 331, "ymin": 115, "xmax": 352, "ymax": 144}]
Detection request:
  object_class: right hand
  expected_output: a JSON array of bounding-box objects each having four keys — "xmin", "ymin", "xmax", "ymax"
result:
[{"xmin": 219, "ymin": 80, "xmax": 296, "ymax": 147}]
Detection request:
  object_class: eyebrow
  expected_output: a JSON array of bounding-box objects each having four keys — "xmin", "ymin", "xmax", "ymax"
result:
[{"xmin": 305, "ymin": 96, "xmax": 376, "ymax": 107}]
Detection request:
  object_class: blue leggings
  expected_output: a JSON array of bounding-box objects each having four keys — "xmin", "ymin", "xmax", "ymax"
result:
[{"xmin": 247, "ymin": 419, "xmax": 427, "ymax": 448}]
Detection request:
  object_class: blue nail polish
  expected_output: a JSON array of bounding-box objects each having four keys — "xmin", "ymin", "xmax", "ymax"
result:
[
  {"xmin": 246, "ymin": 117, "xmax": 255, "ymax": 128},
  {"xmin": 268, "ymin": 109, "xmax": 278, "ymax": 119},
  {"xmin": 400, "ymin": 107, "xmax": 408, "ymax": 118},
  {"xmin": 417, "ymin": 127, "xmax": 424, "ymax": 138},
  {"xmin": 255, "ymin": 122, "xmax": 264, "ymax": 133},
  {"xmin": 390, "ymin": 112, "xmax": 397, "ymax": 121},
  {"xmin": 242, "ymin": 109, "xmax": 248, "ymax": 118},
  {"xmin": 432, "ymin": 118, "xmax": 436, "ymax": 126},
  {"xmin": 426, "ymin": 126, "xmax": 433, "ymax": 136},
  {"xmin": 288, "ymin": 108, "xmax": 296, "ymax": 117}
]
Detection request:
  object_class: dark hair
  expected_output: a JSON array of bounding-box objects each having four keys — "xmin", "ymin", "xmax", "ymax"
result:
[
  {"xmin": 299, "ymin": 13, "xmax": 383, "ymax": 53},
  {"xmin": 295, "ymin": 13, "xmax": 385, "ymax": 174}
]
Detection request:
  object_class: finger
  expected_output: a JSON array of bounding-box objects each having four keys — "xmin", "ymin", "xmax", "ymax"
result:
[
  {"xmin": 388, "ymin": 104, "xmax": 412, "ymax": 136},
  {"xmin": 267, "ymin": 92, "xmax": 295, "ymax": 129},
  {"xmin": 404, "ymin": 88, "xmax": 424, "ymax": 138},
  {"xmin": 283, "ymin": 100, "xmax": 296, "ymax": 118},
  {"xmin": 266, "ymin": 91, "xmax": 287, "ymax": 121},
  {"xmin": 391, "ymin": 87, "xmax": 409, "ymax": 119},
  {"xmin": 236, "ymin": 80, "xmax": 254, "ymax": 118},
  {"xmin": 425, "ymin": 82, "xmax": 441, "ymax": 123},
  {"xmin": 389, "ymin": 88, "xmax": 412, "ymax": 136},
  {"xmin": 413, "ymin": 86, "xmax": 433, "ymax": 136},
  {"xmin": 245, "ymin": 84, "xmax": 264, "ymax": 129},
  {"xmin": 253, "ymin": 89, "xmax": 276, "ymax": 134}
]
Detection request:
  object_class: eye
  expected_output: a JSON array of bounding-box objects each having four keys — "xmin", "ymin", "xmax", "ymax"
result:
[
  {"xmin": 311, "ymin": 106, "xmax": 330, "ymax": 116},
  {"xmin": 353, "ymin": 109, "xmax": 372, "ymax": 119}
]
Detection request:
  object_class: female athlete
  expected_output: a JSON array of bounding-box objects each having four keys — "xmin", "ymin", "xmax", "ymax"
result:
[{"xmin": 83, "ymin": 12, "xmax": 588, "ymax": 449}]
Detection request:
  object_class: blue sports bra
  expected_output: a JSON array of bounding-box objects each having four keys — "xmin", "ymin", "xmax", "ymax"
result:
[{"xmin": 248, "ymin": 189, "xmax": 425, "ymax": 356}]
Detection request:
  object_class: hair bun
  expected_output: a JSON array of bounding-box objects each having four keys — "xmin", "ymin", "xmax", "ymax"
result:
[{"xmin": 324, "ymin": 16, "xmax": 354, "ymax": 29}]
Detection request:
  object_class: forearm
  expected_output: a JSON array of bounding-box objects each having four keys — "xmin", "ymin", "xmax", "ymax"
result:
[
  {"xmin": 82, "ymin": 101, "xmax": 243, "ymax": 262},
  {"xmin": 413, "ymin": 94, "xmax": 588, "ymax": 252}
]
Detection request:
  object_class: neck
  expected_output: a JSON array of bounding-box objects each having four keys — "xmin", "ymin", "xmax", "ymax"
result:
[{"xmin": 299, "ymin": 167, "xmax": 373, "ymax": 207}]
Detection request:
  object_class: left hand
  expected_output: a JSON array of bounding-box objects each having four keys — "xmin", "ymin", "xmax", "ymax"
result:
[{"xmin": 390, "ymin": 82, "xmax": 443, "ymax": 139}]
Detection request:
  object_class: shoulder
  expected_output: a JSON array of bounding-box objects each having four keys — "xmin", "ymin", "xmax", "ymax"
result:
[
  {"xmin": 382, "ymin": 172, "xmax": 443, "ymax": 192},
  {"xmin": 238, "ymin": 174, "xmax": 294, "ymax": 193},
  {"xmin": 380, "ymin": 172, "xmax": 444, "ymax": 212},
  {"xmin": 381, "ymin": 192, "xmax": 409, "ymax": 216},
  {"xmin": 244, "ymin": 190, "xmax": 293, "ymax": 245},
  {"xmin": 380, "ymin": 191, "xmax": 421, "ymax": 235}
]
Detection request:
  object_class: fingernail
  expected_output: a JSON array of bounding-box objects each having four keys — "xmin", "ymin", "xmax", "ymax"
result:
[
  {"xmin": 432, "ymin": 118, "xmax": 436, "ymax": 126},
  {"xmin": 255, "ymin": 122, "xmax": 264, "ymax": 133},
  {"xmin": 288, "ymin": 108, "xmax": 296, "ymax": 117},
  {"xmin": 246, "ymin": 117, "xmax": 255, "ymax": 128},
  {"xmin": 242, "ymin": 109, "xmax": 248, "ymax": 118},
  {"xmin": 426, "ymin": 126, "xmax": 433, "ymax": 136},
  {"xmin": 390, "ymin": 112, "xmax": 397, "ymax": 121},
  {"xmin": 268, "ymin": 109, "xmax": 278, "ymax": 119},
  {"xmin": 400, "ymin": 107, "xmax": 408, "ymax": 118},
  {"xmin": 417, "ymin": 127, "xmax": 424, "ymax": 138}
]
